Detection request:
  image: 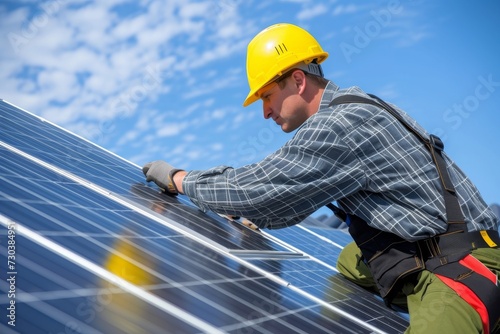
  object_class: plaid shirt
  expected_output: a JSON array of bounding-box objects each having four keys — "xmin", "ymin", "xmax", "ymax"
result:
[{"xmin": 183, "ymin": 81, "xmax": 498, "ymax": 240}]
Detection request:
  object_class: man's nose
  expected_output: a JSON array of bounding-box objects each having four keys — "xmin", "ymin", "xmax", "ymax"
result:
[{"xmin": 263, "ymin": 103, "xmax": 272, "ymax": 119}]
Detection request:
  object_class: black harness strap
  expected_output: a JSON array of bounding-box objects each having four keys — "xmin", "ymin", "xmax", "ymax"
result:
[
  {"xmin": 329, "ymin": 93, "xmax": 466, "ymax": 230},
  {"xmin": 328, "ymin": 94, "xmax": 500, "ymax": 331}
]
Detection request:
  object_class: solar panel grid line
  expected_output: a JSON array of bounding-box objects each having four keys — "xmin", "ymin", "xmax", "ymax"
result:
[
  {"xmin": 261, "ymin": 230, "xmax": 340, "ymax": 273},
  {"xmin": 0, "ymin": 146, "xmax": 302, "ymax": 294},
  {"xmin": 152, "ymin": 240, "xmax": 308, "ymax": 318},
  {"xmin": 0, "ymin": 179, "xmax": 304, "ymax": 328},
  {"xmin": 0, "ymin": 216, "xmax": 226, "ymax": 334},
  {"xmin": 156, "ymin": 242, "xmax": 355, "ymax": 333},
  {"xmin": 297, "ymin": 225, "xmax": 346, "ymax": 249},
  {"xmin": 218, "ymin": 304, "xmax": 332, "ymax": 334},
  {"xmin": 211, "ymin": 212, "xmax": 313, "ymax": 254},
  {"xmin": 84, "ymin": 239, "xmax": 294, "ymax": 332},
  {"xmin": 1, "ymin": 198, "xmax": 394, "ymax": 332},
  {"xmin": 0, "ymin": 99, "xmax": 140, "ymax": 174},
  {"xmin": 251, "ymin": 232, "xmax": 409, "ymax": 331},
  {"xmin": 0, "ymin": 322, "xmax": 19, "ymax": 334},
  {"xmin": 0, "ymin": 186, "xmax": 157, "ymax": 247},
  {"xmin": 266, "ymin": 227, "xmax": 346, "ymax": 270},
  {"xmin": 0, "ymin": 135, "xmax": 327, "ymax": 286},
  {"xmin": 0, "ymin": 151, "xmax": 394, "ymax": 334},
  {"xmin": 0, "ymin": 188, "xmax": 182, "ymax": 288},
  {"xmin": 2, "ymin": 286, "xmax": 119, "ymax": 304},
  {"xmin": 306, "ymin": 227, "xmax": 354, "ymax": 248},
  {"xmin": 2, "ymin": 236, "xmax": 356, "ymax": 332},
  {"xmin": 0, "ymin": 283, "xmax": 104, "ymax": 334},
  {"xmin": 260, "ymin": 260, "xmax": 376, "ymax": 299},
  {"xmin": 285, "ymin": 283, "xmax": 388, "ymax": 334},
  {"xmin": 0, "ymin": 165, "xmax": 193, "ymax": 248},
  {"xmin": 1, "ymin": 138, "xmax": 304, "ymax": 259},
  {"xmin": 0, "ymin": 245, "xmax": 83, "ymax": 296},
  {"xmin": 0, "ymin": 103, "xmax": 143, "ymax": 195},
  {"xmin": 232, "ymin": 259, "xmax": 390, "ymax": 333},
  {"xmin": 1, "ymin": 100, "xmax": 284, "ymax": 252},
  {"xmin": 9, "ymin": 275, "xmax": 271, "ymax": 306},
  {"xmin": 172, "ymin": 197, "xmax": 295, "ymax": 252},
  {"xmin": 0, "ymin": 145, "xmax": 340, "ymax": 328},
  {"xmin": 0, "ymin": 167, "xmax": 209, "ymax": 274},
  {"xmin": 0, "ymin": 150, "xmax": 386, "ymax": 332},
  {"xmin": 0, "ymin": 140, "xmax": 277, "ymax": 254},
  {"xmin": 228, "ymin": 250, "xmax": 305, "ymax": 259},
  {"xmin": 0, "ymin": 284, "xmax": 176, "ymax": 334},
  {"xmin": 209, "ymin": 295, "xmax": 320, "ymax": 334},
  {"xmin": 8, "ymin": 244, "xmax": 342, "ymax": 334},
  {"xmin": 0, "ymin": 235, "xmax": 240, "ymax": 333},
  {"xmin": 0, "ymin": 101, "xmax": 314, "ymax": 253},
  {"xmin": 20, "ymin": 231, "xmax": 170, "ymax": 238},
  {"xmin": 140, "ymin": 198, "xmax": 274, "ymax": 250}
]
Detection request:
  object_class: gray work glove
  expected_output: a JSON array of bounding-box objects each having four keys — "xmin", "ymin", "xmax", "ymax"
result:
[{"xmin": 142, "ymin": 160, "xmax": 184, "ymax": 195}]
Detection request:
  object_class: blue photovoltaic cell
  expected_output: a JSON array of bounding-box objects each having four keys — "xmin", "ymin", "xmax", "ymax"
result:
[
  {"xmin": 0, "ymin": 237, "xmax": 201, "ymax": 334},
  {"xmin": 266, "ymin": 223, "xmax": 410, "ymax": 326},
  {"xmin": 0, "ymin": 99, "xmax": 409, "ymax": 333},
  {"xmin": 265, "ymin": 225, "xmax": 350, "ymax": 270}
]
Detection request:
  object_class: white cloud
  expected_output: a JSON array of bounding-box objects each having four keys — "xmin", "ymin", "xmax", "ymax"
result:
[
  {"xmin": 297, "ymin": 4, "xmax": 328, "ymax": 20},
  {"xmin": 279, "ymin": 0, "xmax": 308, "ymax": 3},
  {"xmin": 0, "ymin": 0, "xmax": 430, "ymax": 175},
  {"xmin": 183, "ymin": 134, "xmax": 197, "ymax": 142},
  {"xmin": 332, "ymin": 4, "xmax": 360, "ymax": 16},
  {"xmin": 211, "ymin": 109, "xmax": 226, "ymax": 119},
  {"xmin": 156, "ymin": 122, "xmax": 189, "ymax": 137},
  {"xmin": 182, "ymin": 68, "xmax": 242, "ymax": 100},
  {"xmin": 211, "ymin": 143, "xmax": 224, "ymax": 151},
  {"xmin": 0, "ymin": 0, "xmax": 251, "ymax": 132},
  {"xmin": 179, "ymin": 2, "xmax": 212, "ymax": 19},
  {"xmin": 37, "ymin": 69, "xmax": 79, "ymax": 103}
]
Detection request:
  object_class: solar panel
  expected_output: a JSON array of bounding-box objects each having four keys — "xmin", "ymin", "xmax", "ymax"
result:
[{"xmin": 0, "ymin": 99, "xmax": 409, "ymax": 333}]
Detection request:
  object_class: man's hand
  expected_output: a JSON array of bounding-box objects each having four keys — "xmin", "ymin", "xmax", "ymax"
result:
[
  {"xmin": 142, "ymin": 160, "xmax": 184, "ymax": 195},
  {"xmin": 241, "ymin": 218, "xmax": 260, "ymax": 231},
  {"xmin": 224, "ymin": 215, "xmax": 260, "ymax": 231}
]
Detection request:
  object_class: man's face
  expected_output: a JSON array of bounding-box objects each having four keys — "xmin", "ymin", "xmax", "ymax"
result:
[{"xmin": 259, "ymin": 73, "xmax": 308, "ymax": 133}]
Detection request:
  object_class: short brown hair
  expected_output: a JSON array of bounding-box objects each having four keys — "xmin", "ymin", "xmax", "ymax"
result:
[
  {"xmin": 304, "ymin": 72, "xmax": 329, "ymax": 88},
  {"xmin": 277, "ymin": 69, "xmax": 328, "ymax": 89}
]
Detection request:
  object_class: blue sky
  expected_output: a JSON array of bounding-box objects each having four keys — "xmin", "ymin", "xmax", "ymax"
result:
[{"xmin": 1, "ymin": 0, "xmax": 499, "ymax": 219}]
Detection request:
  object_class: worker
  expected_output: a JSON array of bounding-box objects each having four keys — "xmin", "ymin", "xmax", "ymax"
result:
[{"xmin": 143, "ymin": 23, "xmax": 500, "ymax": 333}]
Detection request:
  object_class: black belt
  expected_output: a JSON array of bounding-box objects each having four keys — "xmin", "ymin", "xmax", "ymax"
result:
[{"xmin": 421, "ymin": 229, "xmax": 500, "ymax": 262}]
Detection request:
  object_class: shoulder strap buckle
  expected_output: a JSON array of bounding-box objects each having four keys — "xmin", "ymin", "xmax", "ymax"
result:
[{"xmin": 429, "ymin": 134, "xmax": 444, "ymax": 151}]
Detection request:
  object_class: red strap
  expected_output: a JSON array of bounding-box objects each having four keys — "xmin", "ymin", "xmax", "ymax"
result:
[
  {"xmin": 435, "ymin": 255, "xmax": 497, "ymax": 333},
  {"xmin": 460, "ymin": 254, "xmax": 497, "ymax": 285}
]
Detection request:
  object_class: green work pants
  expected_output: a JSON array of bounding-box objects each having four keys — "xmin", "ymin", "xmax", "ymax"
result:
[{"xmin": 337, "ymin": 242, "xmax": 500, "ymax": 334}]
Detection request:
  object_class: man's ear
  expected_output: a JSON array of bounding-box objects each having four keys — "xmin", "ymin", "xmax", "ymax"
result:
[{"xmin": 291, "ymin": 70, "xmax": 306, "ymax": 94}]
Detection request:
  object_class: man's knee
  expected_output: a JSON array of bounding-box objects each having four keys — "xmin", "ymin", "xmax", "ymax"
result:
[{"xmin": 336, "ymin": 241, "xmax": 376, "ymax": 290}]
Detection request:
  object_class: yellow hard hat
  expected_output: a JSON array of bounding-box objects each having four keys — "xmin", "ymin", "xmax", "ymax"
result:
[{"xmin": 243, "ymin": 23, "xmax": 329, "ymax": 107}]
